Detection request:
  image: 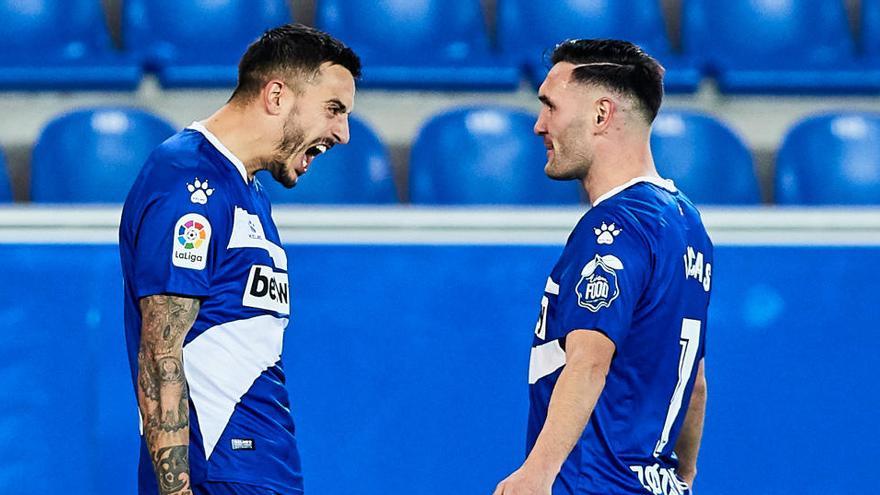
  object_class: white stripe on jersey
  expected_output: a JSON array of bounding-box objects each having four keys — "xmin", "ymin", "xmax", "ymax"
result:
[
  {"xmin": 544, "ymin": 277, "xmax": 560, "ymax": 295},
  {"xmin": 529, "ymin": 339, "xmax": 566, "ymax": 384},
  {"xmin": 183, "ymin": 314, "xmax": 287, "ymax": 459},
  {"xmin": 228, "ymin": 206, "xmax": 288, "ymax": 270}
]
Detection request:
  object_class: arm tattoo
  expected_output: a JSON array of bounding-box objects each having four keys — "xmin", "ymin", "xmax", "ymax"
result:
[
  {"xmin": 154, "ymin": 445, "xmax": 191, "ymax": 494},
  {"xmin": 138, "ymin": 295, "xmax": 199, "ymax": 495}
]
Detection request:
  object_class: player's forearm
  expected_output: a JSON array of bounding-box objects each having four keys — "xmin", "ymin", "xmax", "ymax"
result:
[
  {"xmin": 523, "ymin": 359, "xmax": 608, "ymax": 481},
  {"xmin": 674, "ymin": 360, "xmax": 707, "ymax": 484},
  {"xmin": 138, "ymin": 353, "xmax": 192, "ymax": 495},
  {"xmin": 138, "ymin": 295, "xmax": 200, "ymax": 495}
]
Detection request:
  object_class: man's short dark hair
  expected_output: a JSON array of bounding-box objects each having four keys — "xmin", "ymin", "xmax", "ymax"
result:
[
  {"xmin": 231, "ymin": 23, "xmax": 361, "ymax": 102},
  {"xmin": 550, "ymin": 39, "xmax": 664, "ymax": 123}
]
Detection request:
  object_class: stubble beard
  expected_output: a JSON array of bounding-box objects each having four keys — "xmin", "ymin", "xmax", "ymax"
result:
[
  {"xmin": 267, "ymin": 109, "xmax": 306, "ymax": 189},
  {"xmin": 545, "ymin": 141, "xmax": 592, "ymax": 181},
  {"xmin": 545, "ymin": 119, "xmax": 591, "ymax": 181}
]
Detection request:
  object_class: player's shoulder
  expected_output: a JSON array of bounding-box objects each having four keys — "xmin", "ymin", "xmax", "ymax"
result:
[
  {"xmin": 144, "ymin": 129, "xmax": 221, "ymax": 180},
  {"xmin": 124, "ymin": 129, "xmax": 242, "ymax": 219},
  {"xmin": 569, "ymin": 206, "xmax": 647, "ymax": 261},
  {"xmin": 585, "ymin": 178, "xmax": 686, "ymax": 233},
  {"xmin": 136, "ymin": 129, "xmax": 239, "ymax": 198}
]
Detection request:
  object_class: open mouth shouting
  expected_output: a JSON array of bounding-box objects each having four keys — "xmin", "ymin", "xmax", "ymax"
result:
[{"xmin": 299, "ymin": 141, "xmax": 333, "ymax": 174}]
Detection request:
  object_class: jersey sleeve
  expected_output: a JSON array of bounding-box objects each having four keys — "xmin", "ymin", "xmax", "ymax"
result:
[
  {"xmin": 553, "ymin": 207, "xmax": 652, "ymax": 349},
  {"xmin": 132, "ymin": 173, "xmax": 225, "ymax": 300}
]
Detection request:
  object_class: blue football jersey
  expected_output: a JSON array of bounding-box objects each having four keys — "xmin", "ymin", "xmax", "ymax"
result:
[
  {"xmin": 119, "ymin": 122, "xmax": 303, "ymax": 495},
  {"xmin": 528, "ymin": 177, "xmax": 713, "ymax": 495}
]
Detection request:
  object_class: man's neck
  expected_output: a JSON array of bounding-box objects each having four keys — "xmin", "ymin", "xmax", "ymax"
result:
[
  {"xmin": 582, "ymin": 138, "xmax": 658, "ymax": 204},
  {"xmin": 201, "ymin": 105, "xmax": 270, "ymax": 180}
]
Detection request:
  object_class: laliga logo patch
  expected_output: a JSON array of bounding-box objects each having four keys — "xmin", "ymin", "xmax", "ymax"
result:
[
  {"xmin": 177, "ymin": 220, "xmax": 207, "ymax": 250},
  {"xmin": 187, "ymin": 177, "xmax": 214, "ymax": 204},
  {"xmin": 576, "ymin": 254, "xmax": 624, "ymax": 312},
  {"xmin": 172, "ymin": 213, "xmax": 211, "ymax": 270}
]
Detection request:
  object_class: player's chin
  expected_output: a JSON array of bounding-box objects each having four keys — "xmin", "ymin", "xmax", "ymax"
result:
[
  {"xmin": 544, "ymin": 161, "xmax": 565, "ymax": 180},
  {"xmin": 271, "ymin": 162, "xmax": 299, "ymax": 189},
  {"xmin": 545, "ymin": 161, "xmax": 578, "ymax": 181}
]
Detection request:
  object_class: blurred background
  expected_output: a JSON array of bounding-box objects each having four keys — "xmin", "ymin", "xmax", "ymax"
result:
[{"xmin": 0, "ymin": 0, "xmax": 879, "ymax": 494}]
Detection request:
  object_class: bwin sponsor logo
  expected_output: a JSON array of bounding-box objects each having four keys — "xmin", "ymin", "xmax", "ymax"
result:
[
  {"xmin": 249, "ymin": 266, "xmax": 289, "ymax": 303},
  {"xmin": 243, "ymin": 265, "xmax": 290, "ymax": 314}
]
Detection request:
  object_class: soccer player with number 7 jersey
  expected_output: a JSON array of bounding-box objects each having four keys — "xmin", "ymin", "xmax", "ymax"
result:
[{"xmin": 494, "ymin": 39, "xmax": 712, "ymax": 495}]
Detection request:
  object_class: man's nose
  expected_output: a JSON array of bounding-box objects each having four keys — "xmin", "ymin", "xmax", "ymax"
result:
[
  {"xmin": 333, "ymin": 116, "xmax": 350, "ymax": 145},
  {"xmin": 534, "ymin": 113, "xmax": 547, "ymax": 135}
]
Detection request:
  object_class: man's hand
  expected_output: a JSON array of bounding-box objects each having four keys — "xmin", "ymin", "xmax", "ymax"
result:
[{"xmin": 493, "ymin": 465, "xmax": 554, "ymax": 495}]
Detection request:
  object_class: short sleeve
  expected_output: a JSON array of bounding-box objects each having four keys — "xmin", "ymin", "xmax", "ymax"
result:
[
  {"xmin": 553, "ymin": 209, "xmax": 652, "ymax": 348},
  {"xmin": 132, "ymin": 178, "xmax": 223, "ymax": 299}
]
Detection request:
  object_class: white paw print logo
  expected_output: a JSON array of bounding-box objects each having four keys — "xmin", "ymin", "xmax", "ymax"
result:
[
  {"xmin": 594, "ymin": 222, "xmax": 621, "ymax": 245},
  {"xmin": 187, "ymin": 178, "xmax": 214, "ymax": 204}
]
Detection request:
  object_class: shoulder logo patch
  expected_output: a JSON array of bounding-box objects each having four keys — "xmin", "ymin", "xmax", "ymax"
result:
[
  {"xmin": 172, "ymin": 213, "xmax": 211, "ymax": 270},
  {"xmin": 187, "ymin": 178, "xmax": 214, "ymax": 204},
  {"xmin": 594, "ymin": 222, "xmax": 621, "ymax": 245},
  {"xmin": 576, "ymin": 254, "xmax": 623, "ymax": 312}
]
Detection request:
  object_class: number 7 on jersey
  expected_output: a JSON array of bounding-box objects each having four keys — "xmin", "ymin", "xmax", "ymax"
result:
[{"xmin": 654, "ymin": 318, "xmax": 701, "ymax": 457}]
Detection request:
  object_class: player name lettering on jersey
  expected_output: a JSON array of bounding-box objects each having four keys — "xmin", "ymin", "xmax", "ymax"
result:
[
  {"xmin": 683, "ymin": 246, "xmax": 711, "ymax": 292},
  {"xmin": 242, "ymin": 265, "xmax": 290, "ymax": 314},
  {"xmin": 629, "ymin": 463, "xmax": 689, "ymax": 495}
]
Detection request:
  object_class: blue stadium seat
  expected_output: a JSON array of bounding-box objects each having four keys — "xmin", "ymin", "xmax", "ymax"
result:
[
  {"xmin": 31, "ymin": 107, "xmax": 177, "ymax": 203},
  {"xmin": 498, "ymin": 0, "xmax": 701, "ymax": 93},
  {"xmin": 258, "ymin": 115, "xmax": 398, "ymax": 204},
  {"xmin": 409, "ymin": 106, "xmax": 582, "ymax": 204},
  {"xmin": 683, "ymin": 0, "xmax": 880, "ymax": 94},
  {"xmin": 317, "ymin": 0, "xmax": 519, "ymax": 90},
  {"xmin": 0, "ymin": 148, "xmax": 11, "ymax": 202},
  {"xmin": 0, "ymin": 0, "xmax": 141, "ymax": 90},
  {"xmin": 862, "ymin": 0, "xmax": 880, "ymax": 61},
  {"xmin": 651, "ymin": 110, "xmax": 760, "ymax": 205},
  {"xmin": 124, "ymin": 0, "xmax": 292, "ymax": 88},
  {"xmin": 776, "ymin": 112, "xmax": 880, "ymax": 205}
]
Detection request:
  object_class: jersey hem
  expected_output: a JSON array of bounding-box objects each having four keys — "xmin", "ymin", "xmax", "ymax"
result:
[
  {"xmin": 200, "ymin": 476, "xmax": 304, "ymax": 495},
  {"xmin": 561, "ymin": 326, "xmax": 621, "ymax": 350},
  {"xmin": 135, "ymin": 286, "xmax": 211, "ymax": 300}
]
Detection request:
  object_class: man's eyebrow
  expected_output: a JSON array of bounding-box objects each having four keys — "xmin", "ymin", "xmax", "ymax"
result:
[
  {"xmin": 538, "ymin": 94, "xmax": 554, "ymax": 107},
  {"xmin": 327, "ymin": 98, "xmax": 349, "ymax": 113}
]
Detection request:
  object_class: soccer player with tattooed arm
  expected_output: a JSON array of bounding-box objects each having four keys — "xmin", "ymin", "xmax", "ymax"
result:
[
  {"xmin": 494, "ymin": 39, "xmax": 711, "ymax": 495},
  {"xmin": 119, "ymin": 24, "xmax": 360, "ymax": 495}
]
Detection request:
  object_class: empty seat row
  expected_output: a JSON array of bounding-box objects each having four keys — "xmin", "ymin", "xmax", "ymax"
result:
[
  {"xmin": 3, "ymin": 106, "xmax": 880, "ymax": 205},
  {"xmin": 5, "ymin": 0, "xmax": 880, "ymax": 92}
]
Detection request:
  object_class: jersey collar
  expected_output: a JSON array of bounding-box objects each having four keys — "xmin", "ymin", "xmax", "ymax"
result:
[
  {"xmin": 187, "ymin": 121, "xmax": 250, "ymax": 184},
  {"xmin": 591, "ymin": 176, "xmax": 677, "ymax": 207}
]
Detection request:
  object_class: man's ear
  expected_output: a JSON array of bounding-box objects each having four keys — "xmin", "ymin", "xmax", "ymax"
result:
[
  {"xmin": 594, "ymin": 97, "xmax": 615, "ymax": 130},
  {"xmin": 262, "ymin": 80, "xmax": 285, "ymax": 116}
]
